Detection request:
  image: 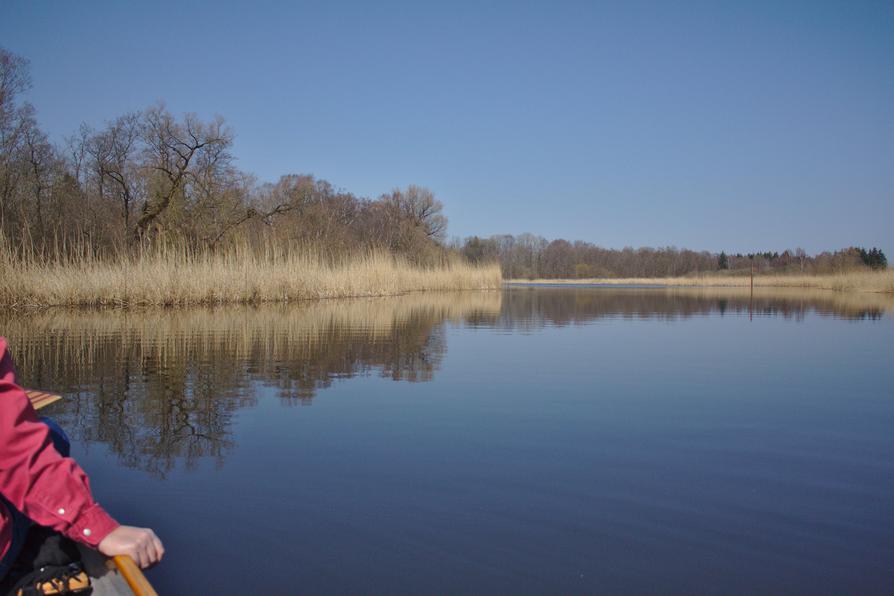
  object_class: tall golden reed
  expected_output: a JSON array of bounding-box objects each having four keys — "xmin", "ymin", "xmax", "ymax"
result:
[{"xmin": 0, "ymin": 238, "xmax": 502, "ymax": 307}]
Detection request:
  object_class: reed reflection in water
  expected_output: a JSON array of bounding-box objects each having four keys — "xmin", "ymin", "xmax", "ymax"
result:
[
  {"xmin": 499, "ymin": 285, "xmax": 893, "ymax": 329},
  {"xmin": 2, "ymin": 292, "xmax": 502, "ymax": 475},
  {"xmin": 2, "ymin": 286, "xmax": 888, "ymax": 477}
]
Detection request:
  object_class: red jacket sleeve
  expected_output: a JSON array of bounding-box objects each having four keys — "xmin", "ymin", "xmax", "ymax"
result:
[{"xmin": 0, "ymin": 337, "xmax": 119, "ymax": 547}]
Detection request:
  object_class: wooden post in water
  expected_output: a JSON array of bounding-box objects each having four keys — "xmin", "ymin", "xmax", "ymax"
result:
[{"xmin": 749, "ymin": 259, "xmax": 754, "ymax": 321}]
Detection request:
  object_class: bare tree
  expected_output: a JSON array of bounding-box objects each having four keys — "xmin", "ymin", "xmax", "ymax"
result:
[
  {"xmin": 136, "ymin": 105, "xmax": 232, "ymax": 242},
  {"xmin": 382, "ymin": 185, "xmax": 448, "ymax": 242},
  {"xmin": 22, "ymin": 118, "xmax": 54, "ymax": 238},
  {"xmin": 86, "ymin": 112, "xmax": 143, "ymax": 235},
  {"xmin": 0, "ymin": 47, "xmax": 31, "ymax": 136},
  {"xmin": 0, "ymin": 48, "xmax": 33, "ymax": 232}
]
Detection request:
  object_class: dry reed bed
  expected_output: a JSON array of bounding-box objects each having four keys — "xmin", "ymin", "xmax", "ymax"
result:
[
  {"xmin": 0, "ymin": 249, "xmax": 502, "ymax": 307},
  {"xmin": 508, "ymin": 270, "xmax": 894, "ymax": 293}
]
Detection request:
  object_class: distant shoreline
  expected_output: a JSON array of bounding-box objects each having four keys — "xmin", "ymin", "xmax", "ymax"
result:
[{"xmin": 504, "ymin": 271, "xmax": 894, "ymax": 294}]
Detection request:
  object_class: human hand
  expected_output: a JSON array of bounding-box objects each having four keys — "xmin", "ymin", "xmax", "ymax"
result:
[{"xmin": 97, "ymin": 525, "xmax": 165, "ymax": 569}]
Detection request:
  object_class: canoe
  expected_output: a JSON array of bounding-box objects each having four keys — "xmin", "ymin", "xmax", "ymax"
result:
[
  {"xmin": 78, "ymin": 548, "xmax": 158, "ymax": 596},
  {"xmin": 24, "ymin": 389, "xmax": 62, "ymax": 411},
  {"xmin": 25, "ymin": 389, "xmax": 158, "ymax": 596}
]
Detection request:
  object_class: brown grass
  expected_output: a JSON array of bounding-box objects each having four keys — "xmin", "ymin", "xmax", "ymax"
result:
[
  {"xmin": 0, "ymin": 242, "xmax": 502, "ymax": 308},
  {"xmin": 507, "ymin": 270, "xmax": 894, "ymax": 293}
]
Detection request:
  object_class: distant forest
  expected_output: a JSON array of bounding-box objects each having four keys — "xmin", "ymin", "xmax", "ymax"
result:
[
  {"xmin": 0, "ymin": 48, "xmax": 448, "ymax": 263},
  {"xmin": 456, "ymin": 234, "xmax": 888, "ymax": 279}
]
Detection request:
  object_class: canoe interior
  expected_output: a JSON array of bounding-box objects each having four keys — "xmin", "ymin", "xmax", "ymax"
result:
[
  {"xmin": 25, "ymin": 389, "xmax": 62, "ymax": 411},
  {"xmin": 77, "ymin": 546, "xmax": 136, "ymax": 596}
]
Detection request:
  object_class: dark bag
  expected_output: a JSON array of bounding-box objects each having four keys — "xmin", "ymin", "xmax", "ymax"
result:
[{"xmin": 1, "ymin": 527, "xmax": 91, "ymax": 595}]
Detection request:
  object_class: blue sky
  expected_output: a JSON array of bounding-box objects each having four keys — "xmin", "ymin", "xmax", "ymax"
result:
[{"xmin": 1, "ymin": 0, "xmax": 891, "ymax": 255}]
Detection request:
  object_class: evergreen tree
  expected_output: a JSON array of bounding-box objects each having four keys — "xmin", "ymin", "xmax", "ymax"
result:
[
  {"xmin": 860, "ymin": 247, "xmax": 888, "ymax": 269},
  {"xmin": 718, "ymin": 251, "xmax": 729, "ymax": 270},
  {"xmin": 859, "ymin": 247, "xmax": 869, "ymax": 265}
]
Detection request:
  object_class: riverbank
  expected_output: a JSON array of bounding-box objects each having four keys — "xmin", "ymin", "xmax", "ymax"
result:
[
  {"xmin": 0, "ymin": 248, "xmax": 501, "ymax": 308},
  {"xmin": 506, "ymin": 270, "xmax": 894, "ymax": 293}
]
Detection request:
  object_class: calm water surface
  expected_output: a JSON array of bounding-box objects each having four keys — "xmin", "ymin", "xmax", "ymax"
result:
[{"xmin": 4, "ymin": 287, "xmax": 893, "ymax": 594}]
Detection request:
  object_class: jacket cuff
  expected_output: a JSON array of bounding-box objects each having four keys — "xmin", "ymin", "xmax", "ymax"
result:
[{"xmin": 67, "ymin": 503, "xmax": 120, "ymax": 548}]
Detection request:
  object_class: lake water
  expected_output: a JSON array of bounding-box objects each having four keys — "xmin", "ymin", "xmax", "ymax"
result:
[{"xmin": 4, "ymin": 287, "xmax": 893, "ymax": 594}]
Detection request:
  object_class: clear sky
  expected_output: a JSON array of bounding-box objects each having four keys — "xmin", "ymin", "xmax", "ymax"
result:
[{"xmin": 1, "ymin": 0, "xmax": 891, "ymax": 255}]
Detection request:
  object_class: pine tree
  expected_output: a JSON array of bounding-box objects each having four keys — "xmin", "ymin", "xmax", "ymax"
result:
[
  {"xmin": 859, "ymin": 247, "xmax": 869, "ymax": 266},
  {"xmin": 718, "ymin": 251, "xmax": 729, "ymax": 270},
  {"xmin": 859, "ymin": 247, "xmax": 888, "ymax": 270},
  {"xmin": 870, "ymin": 247, "xmax": 888, "ymax": 269}
]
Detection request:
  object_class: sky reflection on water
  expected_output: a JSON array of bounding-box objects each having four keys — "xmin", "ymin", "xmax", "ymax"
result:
[{"xmin": 3, "ymin": 287, "xmax": 893, "ymax": 594}]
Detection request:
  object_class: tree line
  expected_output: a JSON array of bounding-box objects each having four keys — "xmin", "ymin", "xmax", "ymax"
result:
[
  {"xmin": 5, "ymin": 45, "xmax": 886, "ymax": 278},
  {"xmin": 0, "ymin": 47, "xmax": 448, "ymax": 263},
  {"xmin": 457, "ymin": 234, "xmax": 888, "ymax": 279}
]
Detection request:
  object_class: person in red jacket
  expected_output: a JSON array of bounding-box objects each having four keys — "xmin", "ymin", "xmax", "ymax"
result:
[{"xmin": 0, "ymin": 337, "xmax": 164, "ymax": 581}]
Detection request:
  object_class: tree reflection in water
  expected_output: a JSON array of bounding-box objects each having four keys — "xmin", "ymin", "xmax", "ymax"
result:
[
  {"xmin": 2, "ymin": 292, "xmax": 501, "ymax": 476},
  {"xmin": 3, "ymin": 286, "xmax": 888, "ymax": 475},
  {"xmin": 496, "ymin": 285, "xmax": 891, "ymax": 330}
]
